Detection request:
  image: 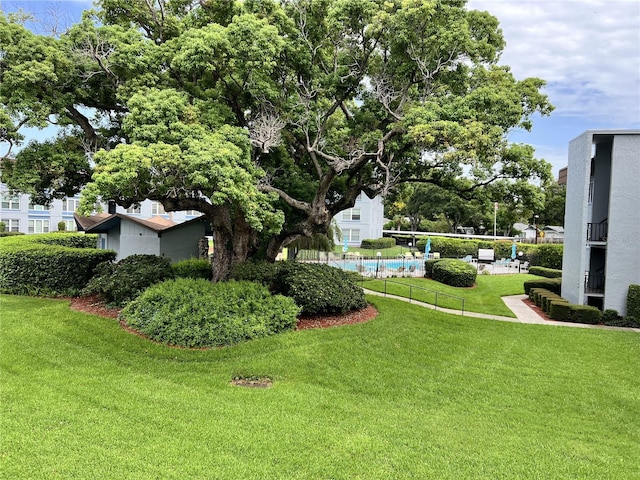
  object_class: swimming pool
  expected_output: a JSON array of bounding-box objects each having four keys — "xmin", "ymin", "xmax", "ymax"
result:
[{"xmin": 329, "ymin": 258, "xmax": 425, "ymax": 275}]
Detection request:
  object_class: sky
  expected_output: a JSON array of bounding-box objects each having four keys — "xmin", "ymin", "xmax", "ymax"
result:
[{"xmin": 2, "ymin": 0, "xmax": 639, "ymax": 178}]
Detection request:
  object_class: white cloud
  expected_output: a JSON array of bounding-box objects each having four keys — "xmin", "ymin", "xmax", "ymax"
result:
[{"xmin": 468, "ymin": 0, "xmax": 640, "ymax": 126}]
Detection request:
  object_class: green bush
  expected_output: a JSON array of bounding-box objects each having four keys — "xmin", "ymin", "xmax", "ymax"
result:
[
  {"xmin": 423, "ymin": 259, "xmax": 442, "ymax": 278},
  {"xmin": 121, "ymin": 279, "xmax": 300, "ymax": 348},
  {"xmin": 431, "ymin": 259, "xmax": 477, "ymax": 287},
  {"xmin": 229, "ymin": 260, "xmax": 279, "ymax": 287},
  {"xmin": 602, "ymin": 309, "xmax": 622, "ymax": 326},
  {"xmin": 83, "ymin": 254, "xmax": 174, "ymax": 306},
  {"xmin": 172, "ymin": 258, "xmax": 212, "ymax": 280},
  {"xmin": 416, "ymin": 237, "xmax": 477, "ymax": 258},
  {"xmin": 528, "ymin": 266, "xmax": 562, "ymax": 278},
  {"xmin": 360, "ymin": 238, "xmax": 396, "ymax": 249},
  {"xmin": 0, "ymin": 232, "xmax": 24, "ymax": 237},
  {"xmin": 0, "ymin": 233, "xmax": 114, "ymax": 296},
  {"xmin": 531, "ymin": 244, "xmax": 564, "ymax": 269},
  {"xmin": 549, "ymin": 302, "xmax": 602, "ymax": 324},
  {"xmin": 550, "ymin": 301, "xmax": 572, "ymax": 321},
  {"xmin": 626, "ymin": 285, "xmax": 640, "ymax": 326},
  {"xmin": 274, "ymin": 262, "xmax": 367, "ymax": 315},
  {"xmin": 524, "ymin": 278, "xmax": 561, "ymax": 295}
]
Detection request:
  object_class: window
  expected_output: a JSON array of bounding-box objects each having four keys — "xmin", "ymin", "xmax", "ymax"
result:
[
  {"xmin": 343, "ymin": 229, "xmax": 360, "ymax": 242},
  {"xmin": 185, "ymin": 210, "xmax": 199, "ymax": 216},
  {"xmin": 588, "ymin": 178, "xmax": 594, "ymax": 204},
  {"xmin": 341, "ymin": 208, "xmax": 361, "ymax": 221},
  {"xmin": 1, "ymin": 195, "xmax": 20, "ymax": 210},
  {"xmin": 126, "ymin": 205, "xmax": 141, "ymax": 214},
  {"xmin": 28, "ymin": 219, "xmax": 50, "ymax": 233},
  {"xmin": 62, "ymin": 198, "xmax": 81, "ymax": 212},
  {"xmin": 62, "ymin": 220, "xmax": 77, "ymax": 232},
  {"xmin": 151, "ymin": 202, "xmax": 166, "ymax": 215},
  {"xmin": 29, "ymin": 203, "xmax": 48, "ymax": 211},
  {"xmin": 1, "ymin": 219, "xmax": 19, "ymax": 232}
]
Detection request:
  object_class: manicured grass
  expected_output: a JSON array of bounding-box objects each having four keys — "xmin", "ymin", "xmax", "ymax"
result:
[
  {"xmin": 363, "ymin": 273, "xmax": 538, "ymax": 317},
  {"xmin": 2, "ymin": 294, "xmax": 639, "ymax": 479}
]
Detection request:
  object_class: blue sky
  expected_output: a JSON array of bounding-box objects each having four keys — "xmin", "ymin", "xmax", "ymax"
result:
[{"xmin": 2, "ymin": 0, "xmax": 639, "ymax": 178}]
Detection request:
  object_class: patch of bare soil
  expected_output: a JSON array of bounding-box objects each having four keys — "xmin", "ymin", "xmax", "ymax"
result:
[{"xmin": 231, "ymin": 376, "xmax": 273, "ymax": 388}]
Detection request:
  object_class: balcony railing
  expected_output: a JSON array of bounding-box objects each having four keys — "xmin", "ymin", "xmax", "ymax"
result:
[
  {"xmin": 586, "ymin": 219, "xmax": 608, "ymax": 242},
  {"xmin": 584, "ymin": 272, "xmax": 605, "ymax": 294}
]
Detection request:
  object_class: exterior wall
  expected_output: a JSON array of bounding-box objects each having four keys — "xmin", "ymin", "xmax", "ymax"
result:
[
  {"xmin": 561, "ymin": 131, "xmax": 592, "ymax": 305},
  {"xmin": 0, "ymin": 189, "xmax": 199, "ymax": 234},
  {"xmin": 160, "ymin": 222, "xmax": 206, "ymax": 262},
  {"xmin": 604, "ymin": 134, "xmax": 640, "ymax": 314},
  {"xmin": 562, "ymin": 130, "xmax": 640, "ymax": 315},
  {"xmin": 116, "ymin": 219, "xmax": 160, "ymax": 260},
  {"xmin": 334, "ymin": 194, "xmax": 384, "ymax": 246}
]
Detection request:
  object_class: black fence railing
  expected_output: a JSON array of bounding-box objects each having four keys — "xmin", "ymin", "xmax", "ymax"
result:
[
  {"xmin": 586, "ymin": 220, "xmax": 608, "ymax": 242},
  {"xmin": 584, "ymin": 272, "xmax": 605, "ymax": 294},
  {"xmin": 362, "ymin": 278, "xmax": 466, "ymax": 315}
]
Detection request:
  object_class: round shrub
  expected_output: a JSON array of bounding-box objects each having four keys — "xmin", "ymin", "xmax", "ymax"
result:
[
  {"xmin": 83, "ymin": 254, "xmax": 174, "ymax": 306},
  {"xmin": 274, "ymin": 262, "xmax": 367, "ymax": 315},
  {"xmin": 229, "ymin": 260, "xmax": 279, "ymax": 287},
  {"xmin": 431, "ymin": 259, "xmax": 477, "ymax": 287},
  {"xmin": 120, "ymin": 279, "xmax": 300, "ymax": 348},
  {"xmin": 424, "ymin": 259, "xmax": 442, "ymax": 278},
  {"xmin": 172, "ymin": 258, "xmax": 212, "ymax": 280}
]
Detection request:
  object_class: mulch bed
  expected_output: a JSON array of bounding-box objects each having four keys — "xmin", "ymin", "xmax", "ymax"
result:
[
  {"xmin": 68, "ymin": 295, "xmax": 379, "ymax": 330},
  {"xmin": 522, "ymin": 297, "xmax": 553, "ymax": 321}
]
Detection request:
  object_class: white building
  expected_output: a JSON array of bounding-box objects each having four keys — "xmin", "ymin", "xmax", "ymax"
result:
[
  {"xmin": 334, "ymin": 194, "xmax": 384, "ymax": 247},
  {"xmin": 561, "ymin": 130, "xmax": 640, "ymax": 315},
  {"xmin": 0, "ymin": 185, "xmax": 201, "ymax": 234}
]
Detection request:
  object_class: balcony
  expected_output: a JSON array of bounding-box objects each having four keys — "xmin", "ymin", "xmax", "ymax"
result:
[
  {"xmin": 584, "ymin": 272, "xmax": 605, "ymax": 294},
  {"xmin": 586, "ymin": 219, "xmax": 608, "ymax": 242}
]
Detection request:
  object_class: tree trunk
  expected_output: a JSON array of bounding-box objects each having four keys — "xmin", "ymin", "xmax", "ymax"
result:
[{"xmin": 208, "ymin": 206, "xmax": 258, "ymax": 282}]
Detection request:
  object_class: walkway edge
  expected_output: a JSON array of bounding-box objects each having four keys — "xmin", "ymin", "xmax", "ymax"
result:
[{"xmin": 363, "ymin": 289, "xmax": 640, "ymax": 332}]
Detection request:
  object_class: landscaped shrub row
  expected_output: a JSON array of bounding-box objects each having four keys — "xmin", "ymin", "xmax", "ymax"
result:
[
  {"xmin": 412, "ymin": 237, "xmax": 563, "ymax": 269},
  {"xmin": 121, "ymin": 279, "xmax": 300, "ymax": 348},
  {"xmin": 0, "ymin": 233, "xmax": 115, "ymax": 296},
  {"xmin": 431, "ymin": 259, "xmax": 477, "ymax": 287},
  {"xmin": 549, "ymin": 302, "xmax": 602, "ymax": 324},
  {"xmin": 524, "ymin": 277, "xmax": 561, "ymax": 295},
  {"xmin": 360, "ymin": 237, "xmax": 396, "ymax": 249},
  {"xmin": 83, "ymin": 255, "xmax": 175, "ymax": 307},
  {"xmin": 529, "ymin": 287, "xmax": 602, "ymax": 324},
  {"xmin": 230, "ymin": 261, "xmax": 367, "ymax": 315},
  {"xmin": 528, "ymin": 266, "xmax": 562, "ymax": 278}
]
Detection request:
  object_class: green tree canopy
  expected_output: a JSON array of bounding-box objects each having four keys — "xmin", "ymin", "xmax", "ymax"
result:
[{"xmin": 1, "ymin": 0, "xmax": 554, "ymax": 280}]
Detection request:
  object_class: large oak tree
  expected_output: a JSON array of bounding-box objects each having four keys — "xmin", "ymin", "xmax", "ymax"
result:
[{"xmin": 1, "ymin": 0, "xmax": 553, "ymax": 280}]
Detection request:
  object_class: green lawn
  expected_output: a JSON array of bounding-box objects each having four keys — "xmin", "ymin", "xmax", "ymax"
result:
[
  {"xmin": 363, "ymin": 273, "xmax": 537, "ymax": 317},
  {"xmin": 2, "ymin": 294, "xmax": 639, "ymax": 479}
]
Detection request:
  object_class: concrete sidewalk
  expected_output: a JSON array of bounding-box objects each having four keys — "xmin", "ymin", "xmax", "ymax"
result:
[{"xmin": 363, "ymin": 289, "xmax": 640, "ymax": 332}]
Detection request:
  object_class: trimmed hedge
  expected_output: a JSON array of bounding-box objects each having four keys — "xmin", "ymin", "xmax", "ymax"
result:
[
  {"xmin": 360, "ymin": 237, "xmax": 396, "ymax": 249},
  {"xmin": 528, "ymin": 266, "xmax": 562, "ymax": 278},
  {"xmin": 121, "ymin": 279, "xmax": 300, "ymax": 348},
  {"xmin": 549, "ymin": 303, "xmax": 602, "ymax": 324},
  {"xmin": 83, "ymin": 254, "xmax": 174, "ymax": 306},
  {"xmin": 524, "ymin": 278, "xmax": 561, "ymax": 295},
  {"xmin": 172, "ymin": 258, "xmax": 212, "ymax": 280},
  {"xmin": 431, "ymin": 259, "xmax": 477, "ymax": 287},
  {"xmin": 0, "ymin": 233, "xmax": 114, "ymax": 296}
]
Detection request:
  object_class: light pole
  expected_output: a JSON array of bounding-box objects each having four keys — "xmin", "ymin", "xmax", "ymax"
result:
[
  {"xmin": 376, "ymin": 251, "xmax": 382, "ymax": 278},
  {"xmin": 533, "ymin": 214, "xmax": 539, "ymax": 244},
  {"xmin": 518, "ymin": 251, "xmax": 523, "ymax": 273}
]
